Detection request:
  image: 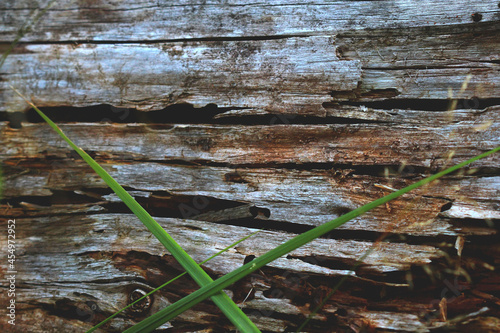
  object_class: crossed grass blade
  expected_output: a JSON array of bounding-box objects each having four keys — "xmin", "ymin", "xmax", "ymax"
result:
[
  {"xmin": 11, "ymin": 88, "xmax": 498, "ymax": 332},
  {"xmin": 11, "ymin": 88, "xmax": 260, "ymax": 333},
  {"xmin": 87, "ymin": 229, "xmax": 262, "ymax": 332},
  {"xmin": 125, "ymin": 146, "xmax": 499, "ymax": 332}
]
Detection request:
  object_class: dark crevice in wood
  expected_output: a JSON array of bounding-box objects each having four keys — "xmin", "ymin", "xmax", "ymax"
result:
[
  {"xmin": 289, "ymin": 254, "xmax": 425, "ymax": 284},
  {"xmin": 334, "ymin": 98, "xmax": 500, "ymax": 111},
  {"xmin": 448, "ymin": 218, "xmax": 500, "ymax": 234},
  {"xmin": 33, "ymin": 276, "xmax": 144, "ymax": 285},
  {"xmin": 2, "ymin": 110, "xmax": 24, "ymax": 128},
  {"xmin": 2, "ymin": 99, "xmax": 499, "ymax": 127},
  {"xmin": 102, "ymin": 194, "xmax": 246, "ymax": 220},
  {"xmin": 258, "ymin": 163, "xmax": 422, "ymax": 177},
  {"xmin": 134, "ymin": 160, "xmax": 433, "ymax": 177},
  {"xmin": 335, "ymin": 20, "xmax": 500, "ymax": 38},
  {"xmin": 256, "ymin": 264, "xmax": 414, "ymax": 307},
  {"xmin": 324, "ymin": 231, "xmax": 456, "ymax": 247},
  {"xmin": 2, "ymin": 107, "xmax": 378, "ymax": 126},
  {"xmin": 440, "ymin": 202, "xmax": 454, "ymax": 212},
  {"xmin": 88, "ymin": 203, "xmax": 463, "ymax": 246},
  {"xmin": 191, "ymin": 204, "xmax": 271, "ymax": 222},
  {"xmin": 1, "ymin": 106, "xmax": 387, "ymax": 126},
  {"xmin": 338, "ymin": 98, "xmax": 500, "ymax": 111},
  {"xmin": 214, "ymin": 115, "xmax": 385, "ymax": 125},
  {"xmin": 188, "ymin": 161, "xmax": 497, "ymax": 178},
  {"xmin": 19, "ymin": 103, "xmax": 227, "ymax": 124},
  {"xmin": 363, "ymin": 64, "xmax": 500, "ymax": 70},
  {"xmin": 330, "ymin": 88, "xmax": 401, "ymax": 101},
  {"xmin": 1, "ymin": 190, "xmax": 102, "ymax": 207},
  {"xmin": 34, "ymin": 299, "xmax": 102, "ymax": 322},
  {"xmin": 1, "ymin": 33, "xmax": 314, "ymax": 45},
  {"xmin": 3, "ymin": 156, "xmax": 499, "ymax": 180},
  {"xmin": 286, "ymin": 255, "xmax": 359, "ymax": 272}
]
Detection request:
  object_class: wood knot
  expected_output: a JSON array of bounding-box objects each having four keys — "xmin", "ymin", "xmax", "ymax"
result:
[{"xmin": 128, "ymin": 289, "xmax": 152, "ymax": 314}]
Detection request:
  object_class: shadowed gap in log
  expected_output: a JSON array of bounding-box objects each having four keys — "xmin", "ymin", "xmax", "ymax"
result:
[
  {"xmin": 329, "ymin": 98, "xmax": 500, "ymax": 111},
  {"xmin": 4, "ymin": 97, "xmax": 499, "ymax": 127}
]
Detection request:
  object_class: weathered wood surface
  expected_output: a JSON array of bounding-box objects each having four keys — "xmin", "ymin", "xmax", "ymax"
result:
[
  {"xmin": 2, "ymin": 1, "xmax": 498, "ymax": 41},
  {"xmin": 1, "ymin": 1, "xmax": 499, "ymax": 112},
  {"xmin": 1, "ymin": 213, "xmax": 497, "ymax": 332},
  {"xmin": 1, "ymin": 122, "xmax": 499, "ymax": 234},
  {"xmin": 1, "ymin": 32, "xmax": 499, "ymax": 112},
  {"xmin": 2, "ymin": 107, "xmax": 499, "ymax": 167},
  {"xmin": 1, "ymin": 0, "xmax": 499, "ymax": 332},
  {"xmin": 0, "ymin": 153, "xmax": 495, "ymax": 236},
  {"xmin": 1, "ymin": 37, "xmax": 361, "ymax": 113},
  {"xmin": 1, "ymin": 119, "xmax": 499, "ymax": 331}
]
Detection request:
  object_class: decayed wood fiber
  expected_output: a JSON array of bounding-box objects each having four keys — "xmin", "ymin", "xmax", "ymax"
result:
[{"xmin": 1, "ymin": 0, "xmax": 499, "ymax": 332}]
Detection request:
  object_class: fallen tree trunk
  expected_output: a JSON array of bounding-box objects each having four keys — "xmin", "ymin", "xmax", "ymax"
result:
[{"xmin": 1, "ymin": 1, "xmax": 499, "ymax": 332}]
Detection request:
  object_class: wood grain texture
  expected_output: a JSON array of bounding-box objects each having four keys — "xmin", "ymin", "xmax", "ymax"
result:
[
  {"xmin": 1, "ymin": 107, "xmax": 499, "ymax": 167},
  {"xmin": 1, "ymin": 37, "xmax": 361, "ymax": 112},
  {"xmin": 1, "ymin": 2, "xmax": 499, "ymax": 112},
  {"xmin": 0, "ymin": 214, "xmax": 452, "ymax": 332},
  {"xmin": 1, "ymin": 1, "xmax": 498, "ymax": 41},
  {"xmin": 1, "ymin": 134, "xmax": 499, "ymax": 235},
  {"xmin": 1, "ymin": 0, "xmax": 499, "ymax": 332}
]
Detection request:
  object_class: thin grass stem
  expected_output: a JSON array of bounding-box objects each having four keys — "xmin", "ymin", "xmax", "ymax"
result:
[
  {"xmin": 11, "ymin": 88, "xmax": 260, "ymax": 333},
  {"xmin": 87, "ymin": 229, "xmax": 262, "ymax": 332},
  {"xmin": 125, "ymin": 145, "xmax": 499, "ymax": 332}
]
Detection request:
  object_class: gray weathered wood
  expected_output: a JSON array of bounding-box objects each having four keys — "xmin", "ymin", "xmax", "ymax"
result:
[
  {"xmin": 1, "ymin": 1, "xmax": 499, "ymax": 112},
  {"xmin": 1, "ymin": 37, "xmax": 360, "ymax": 113},
  {"xmin": 2, "ymin": 153, "xmax": 498, "ymax": 235},
  {"xmin": 2, "ymin": 108, "xmax": 499, "ymax": 167},
  {"xmin": 1, "ymin": 0, "xmax": 499, "ymax": 332},
  {"xmin": 2, "ymin": 214, "xmax": 444, "ymax": 331},
  {"xmin": 1, "ymin": 1, "xmax": 498, "ymax": 41}
]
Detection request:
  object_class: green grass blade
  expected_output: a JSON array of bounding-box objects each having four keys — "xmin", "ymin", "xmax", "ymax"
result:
[
  {"xmin": 125, "ymin": 146, "xmax": 499, "ymax": 332},
  {"xmin": 12, "ymin": 90, "xmax": 261, "ymax": 333},
  {"xmin": 87, "ymin": 229, "xmax": 262, "ymax": 333}
]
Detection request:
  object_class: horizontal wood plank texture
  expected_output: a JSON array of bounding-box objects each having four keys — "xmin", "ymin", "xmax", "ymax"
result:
[{"xmin": 1, "ymin": 0, "xmax": 499, "ymax": 332}]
